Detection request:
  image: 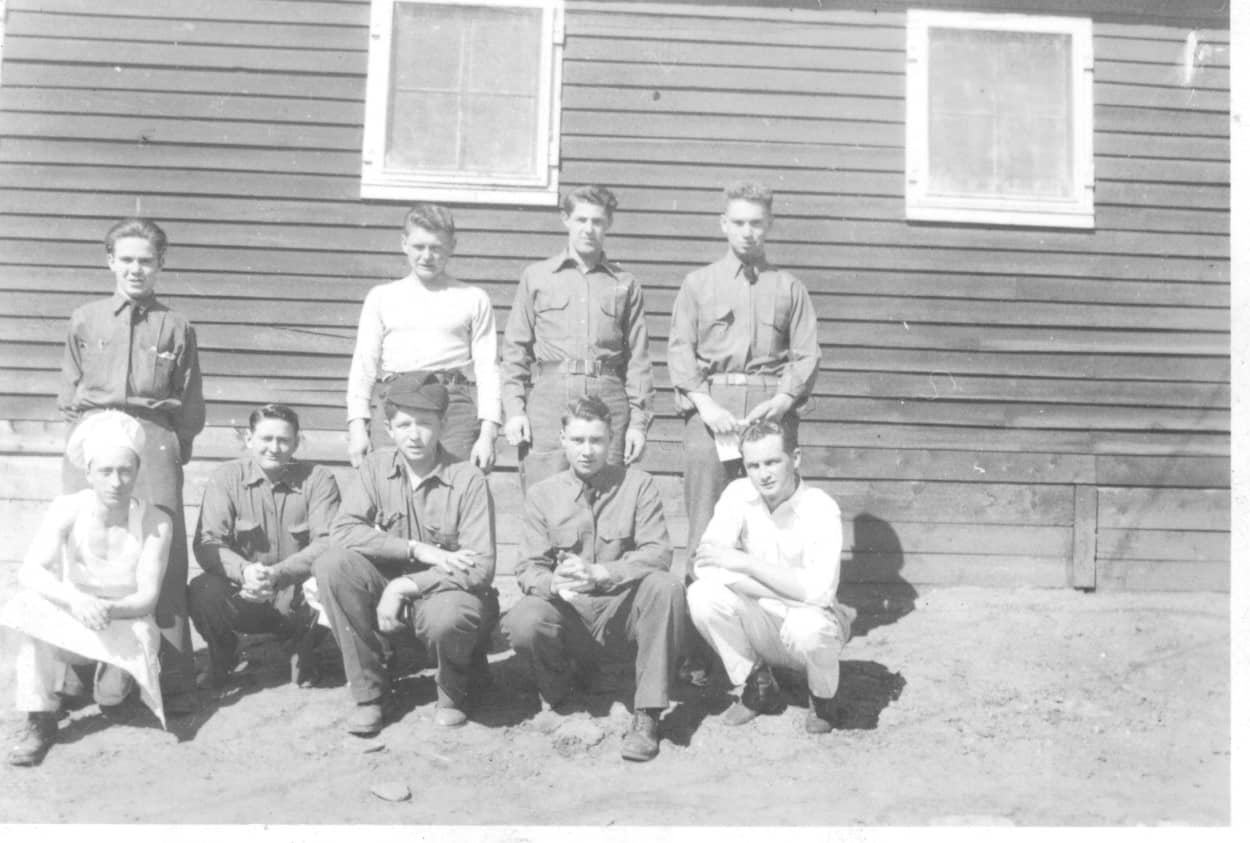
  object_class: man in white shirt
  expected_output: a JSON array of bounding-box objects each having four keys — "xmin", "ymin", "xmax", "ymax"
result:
[{"xmin": 687, "ymin": 419, "xmax": 855, "ymax": 733}]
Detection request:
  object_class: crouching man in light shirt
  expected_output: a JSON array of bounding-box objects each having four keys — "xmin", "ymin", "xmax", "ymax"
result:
[{"xmin": 687, "ymin": 418, "xmax": 856, "ymax": 734}]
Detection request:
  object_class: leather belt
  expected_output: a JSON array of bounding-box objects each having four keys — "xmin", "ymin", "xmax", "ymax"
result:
[
  {"xmin": 536, "ymin": 359, "xmax": 619, "ymax": 378},
  {"xmin": 379, "ymin": 369, "xmax": 471, "ymax": 386}
]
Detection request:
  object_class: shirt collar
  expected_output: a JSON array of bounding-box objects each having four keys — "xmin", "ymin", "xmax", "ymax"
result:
[
  {"xmin": 388, "ymin": 445, "xmax": 455, "ymax": 489},
  {"xmin": 720, "ymin": 249, "xmax": 772, "ymax": 281},
  {"xmin": 111, "ymin": 290, "xmax": 159, "ymax": 317},
  {"xmin": 561, "ymin": 463, "xmax": 623, "ymax": 503},
  {"xmin": 555, "ymin": 247, "xmax": 619, "ymax": 279},
  {"xmin": 243, "ymin": 455, "xmax": 305, "ymax": 491}
]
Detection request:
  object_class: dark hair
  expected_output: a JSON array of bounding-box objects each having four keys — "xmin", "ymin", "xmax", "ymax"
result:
[
  {"xmin": 248, "ymin": 403, "xmax": 301, "ymax": 435},
  {"xmin": 561, "ymin": 395, "xmax": 613, "ymax": 431},
  {"xmin": 561, "ymin": 185, "xmax": 618, "ymax": 217},
  {"xmin": 723, "ymin": 180, "xmax": 774, "ymax": 213},
  {"xmin": 105, "ymin": 218, "xmax": 168, "ymax": 258},
  {"xmin": 402, "ymin": 203, "xmax": 456, "ymax": 240},
  {"xmin": 739, "ymin": 418, "xmax": 796, "ymax": 454}
]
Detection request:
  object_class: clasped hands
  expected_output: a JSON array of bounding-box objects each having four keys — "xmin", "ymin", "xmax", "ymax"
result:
[
  {"xmin": 375, "ymin": 545, "xmax": 483, "ymax": 633},
  {"xmin": 694, "ymin": 393, "xmax": 794, "ymax": 436},
  {"xmin": 551, "ymin": 552, "xmax": 612, "ymax": 597}
]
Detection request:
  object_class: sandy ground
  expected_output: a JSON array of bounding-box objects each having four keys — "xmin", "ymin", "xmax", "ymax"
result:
[{"xmin": 0, "ymin": 563, "xmax": 1229, "ymax": 827}]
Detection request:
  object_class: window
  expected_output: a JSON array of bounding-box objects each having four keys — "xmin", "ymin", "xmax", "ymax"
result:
[
  {"xmin": 905, "ymin": 11, "xmax": 1094, "ymax": 228},
  {"xmin": 362, "ymin": 0, "xmax": 564, "ymax": 205}
]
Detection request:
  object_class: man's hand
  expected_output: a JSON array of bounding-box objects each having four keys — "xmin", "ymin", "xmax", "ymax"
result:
[
  {"xmin": 240, "ymin": 563, "xmax": 275, "ymax": 602},
  {"xmin": 623, "ymin": 428, "xmax": 646, "ymax": 465},
  {"xmin": 690, "ymin": 394, "xmax": 739, "ymax": 435},
  {"xmin": 426, "ymin": 547, "xmax": 481, "ymax": 576},
  {"xmin": 348, "ymin": 419, "xmax": 371, "ymax": 468},
  {"xmin": 551, "ymin": 553, "xmax": 595, "ymax": 596},
  {"xmin": 745, "ymin": 393, "xmax": 795, "ymax": 424},
  {"xmin": 503, "ymin": 415, "xmax": 531, "ymax": 447},
  {"xmin": 376, "ymin": 581, "xmax": 409, "ymax": 634},
  {"xmin": 70, "ymin": 593, "xmax": 111, "ymax": 631},
  {"xmin": 470, "ymin": 423, "xmax": 498, "ymax": 474}
]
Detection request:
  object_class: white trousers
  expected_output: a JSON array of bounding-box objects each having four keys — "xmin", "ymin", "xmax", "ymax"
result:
[
  {"xmin": 13, "ymin": 633, "xmax": 94, "ymax": 713},
  {"xmin": 687, "ymin": 579, "xmax": 846, "ymax": 699}
]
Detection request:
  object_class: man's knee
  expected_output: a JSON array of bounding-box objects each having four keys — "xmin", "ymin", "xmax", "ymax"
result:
[
  {"xmin": 781, "ymin": 608, "xmax": 843, "ymax": 657},
  {"xmin": 419, "ymin": 592, "xmax": 484, "ymax": 641},
  {"xmin": 312, "ymin": 546, "xmax": 370, "ymax": 592},
  {"xmin": 686, "ymin": 578, "xmax": 739, "ymax": 623},
  {"xmin": 501, "ymin": 595, "xmax": 562, "ymax": 651},
  {"xmin": 187, "ymin": 573, "xmax": 232, "ymax": 618},
  {"xmin": 635, "ymin": 571, "xmax": 687, "ymax": 614}
]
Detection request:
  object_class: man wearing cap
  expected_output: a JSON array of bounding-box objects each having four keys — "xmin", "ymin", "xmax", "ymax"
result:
[
  {"xmin": 314, "ymin": 372, "xmax": 499, "ymax": 735},
  {"xmin": 501, "ymin": 185, "xmax": 655, "ymax": 490},
  {"xmin": 667, "ymin": 181, "xmax": 821, "ymax": 683},
  {"xmin": 503, "ymin": 396, "xmax": 686, "ymax": 762},
  {"xmin": 1, "ymin": 411, "xmax": 173, "ymax": 766}
]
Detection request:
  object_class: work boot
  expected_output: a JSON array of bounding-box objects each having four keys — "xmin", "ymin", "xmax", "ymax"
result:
[
  {"xmin": 723, "ymin": 664, "xmax": 785, "ymax": 726},
  {"xmin": 290, "ymin": 624, "xmax": 327, "ymax": 689},
  {"xmin": 196, "ymin": 636, "xmax": 240, "ymax": 690},
  {"xmin": 93, "ymin": 663, "xmax": 136, "ymax": 708},
  {"xmin": 8, "ymin": 713, "xmax": 58, "ymax": 767},
  {"xmin": 433, "ymin": 705, "xmax": 467, "ymax": 728},
  {"xmin": 620, "ymin": 709, "xmax": 661, "ymax": 762},
  {"xmin": 806, "ymin": 695, "xmax": 838, "ymax": 734},
  {"xmin": 346, "ymin": 700, "xmax": 386, "ymax": 736}
]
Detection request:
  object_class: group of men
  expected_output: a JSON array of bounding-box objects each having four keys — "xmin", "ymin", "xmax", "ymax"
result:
[{"xmin": 3, "ymin": 181, "xmax": 855, "ymax": 768}]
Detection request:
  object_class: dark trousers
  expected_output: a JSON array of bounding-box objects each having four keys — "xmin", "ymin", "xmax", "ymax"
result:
[
  {"xmin": 502, "ymin": 570, "xmax": 688, "ymax": 710},
  {"xmin": 187, "ymin": 573, "xmax": 311, "ymax": 656},
  {"xmin": 313, "ymin": 546, "xmax": 498, "ymax": 707},
  {"xmin": 519, "ymin": 373, "xmax": 631, "ymax": 492}
]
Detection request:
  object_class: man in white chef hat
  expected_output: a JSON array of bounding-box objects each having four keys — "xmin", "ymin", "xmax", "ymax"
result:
[{"xmin": 1, "ymin": 410, "xmax": 173, "ymax": 766}]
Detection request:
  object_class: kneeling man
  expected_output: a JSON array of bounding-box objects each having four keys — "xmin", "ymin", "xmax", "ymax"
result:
[
  {"xmin": 688, "ymin": 419, "xmax": 855, "ymax": 733},
  {"xmin": 316, "ymin": 373, "xmax": 498, "ymax": 735},
  {"xmin": 189, "ymin": 403, "xmax": 341, "ymax": 689},
  {"xmin": 2, "ymin": 411, "xmax": 172, "ymax": 766},
  {"xmin": 504, "ymin": 396, "xmax": 687, "ymax": 762}
]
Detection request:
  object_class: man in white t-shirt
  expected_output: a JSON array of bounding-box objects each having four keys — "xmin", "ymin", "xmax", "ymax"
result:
[{"xmin": 687, "ymin": 419, "xmax": 855, "ymax": 733}]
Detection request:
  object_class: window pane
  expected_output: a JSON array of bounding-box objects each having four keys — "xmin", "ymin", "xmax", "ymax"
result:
[
  {"xmin": 387, "ymin": 2, "xmax": 544, "ymax": 177},
  {"xmin": 928, "ymin": 28, "xmax": 1073, "ymax": 199}
]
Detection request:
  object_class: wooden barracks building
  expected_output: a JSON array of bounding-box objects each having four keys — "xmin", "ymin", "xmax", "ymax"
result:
[{"xmin": 0, "ymin": 0, "xmax": 1230, "ymax": 596}]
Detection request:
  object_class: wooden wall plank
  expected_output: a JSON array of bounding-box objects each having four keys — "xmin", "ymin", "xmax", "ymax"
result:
[
  {"xmin": 1071, "ymin": 486, "xmax": 1097, "ymax": 588},
  {"xmin": 1096, "ymin": 560, "xmax": 1229, "ymax": 591},
  {"xmin": 1097, "ymin": 488, "xmax": 1230, "ymax": 530},
  {"xmin": 1096, "ymin": 528, "xmax": 1228, "ymax": 562},
  {"xmin": 1096, "ymin": 455, "xmax": 1231, "ymax": 487}
]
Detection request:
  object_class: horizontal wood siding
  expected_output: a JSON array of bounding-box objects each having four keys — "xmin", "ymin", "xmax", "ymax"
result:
[{"xmin": 0, "ymin": 0, "xmax": 1229, "ymax": 591}]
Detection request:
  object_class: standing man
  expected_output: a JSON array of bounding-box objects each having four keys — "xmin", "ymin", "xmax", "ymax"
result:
[
  {"xmin": 58, "ymin": 218, "xmax": 205, "ymax": 712},
  {"xmin": 667, "ymin": 181, "xmax": 821, "ymax": 681},
  {"xmin": 503, "ymin": 397, "xmax": 687, "ymax": 763},
  {"xmin": 316, "ymin": 373, "xmax": 499, "ymax": 735},
  {"xmin": 687, "ymin": 419, "xmax": 854, "ymax": 734},
  {"xmin": 189, "ymin": 404, "xmax": 341, "ymax": 689},
  {"xmin": 501, "ymin": 185, "xmax": 654, "ymax": 489}
]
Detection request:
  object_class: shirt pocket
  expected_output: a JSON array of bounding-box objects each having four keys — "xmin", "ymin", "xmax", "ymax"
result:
[
  {"xmin": 534, "ymin": 287, "xmax": 571, "ymax": 351},
  {"xmin": 595, "ymin": 283, "xmax": 628, "ymax": 349},
  {"xmin": 75, "ymin": 333, "xmax": 114, "ymax": 388},
  {"xmin": 756, "ymin": 285, "xmax": 792, "ymax": 356},
  {"xmin": 133, "ymin": 343, "xmax": 179, "ymax": 399},
  {"xmin": 426, "ymin": 526, "xmax": 460, "ymax": 552},
  {"xmin": 233, "ymin": 518, "xmax": 269, "ymax": 559},
  {"xmin": 287, "ymin": 521, "xmax": 311, "ymax": 550},
  {"xmin": 550, "ymin": 524, "xmax": 583, "ymax": 557},
  {"xmin": 595, "ymin": 520, "xmax": 635, "ymax": 562}
]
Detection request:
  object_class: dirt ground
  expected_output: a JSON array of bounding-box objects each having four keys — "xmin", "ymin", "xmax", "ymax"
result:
[{"xmin": 0, "ymin": 561, "xmax": 1230, "ymax": 827}]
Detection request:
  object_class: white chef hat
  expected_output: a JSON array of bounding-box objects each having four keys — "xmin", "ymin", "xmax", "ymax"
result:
[{"xmin": 66, "ymin": 410, "xmax": 145, "ymax": 470}]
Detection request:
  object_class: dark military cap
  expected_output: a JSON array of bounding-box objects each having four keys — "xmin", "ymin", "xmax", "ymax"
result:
[{"xmin": 383, "ymin": 371, "xmax": 449, "ymax": 413}]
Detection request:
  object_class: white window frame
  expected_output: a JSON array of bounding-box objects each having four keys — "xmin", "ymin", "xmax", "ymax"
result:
[
  {"xmin": 905, "ymin": 10, "xmax": 1095, "ymax": 229},
  {"xmin": 362, "ymin": 0, "xmax": 564, "ymax": 205}
]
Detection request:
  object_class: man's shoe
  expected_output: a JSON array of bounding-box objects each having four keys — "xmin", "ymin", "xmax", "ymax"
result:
[
  {"xmin": 723, "ymin": 664, "xmax": 785, "ymax": 726},
  {"xmin": 196, "ymin": 639, "xmax": 239, "ymax": 690},
  {"xmin": 433, "ymin": 706, "xmax": 467, "ymax": 728},
  {"xmin": 94, "ymin": 663, "xmax": 136, "ymax": 708},
  {"xmin": 806, "ymin": 695, "xmax": 838, "ymax": 734},
  {"xmin": 8, "ymin": 713, "xmax": 57, "ymax": 767},
  {"xmin": 346, "ymin": 700, "xmax": 386, "ymax": 736},
  {"xmin": 620, "ymin": 709, "xmax": 661, "ymax": 762}
]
